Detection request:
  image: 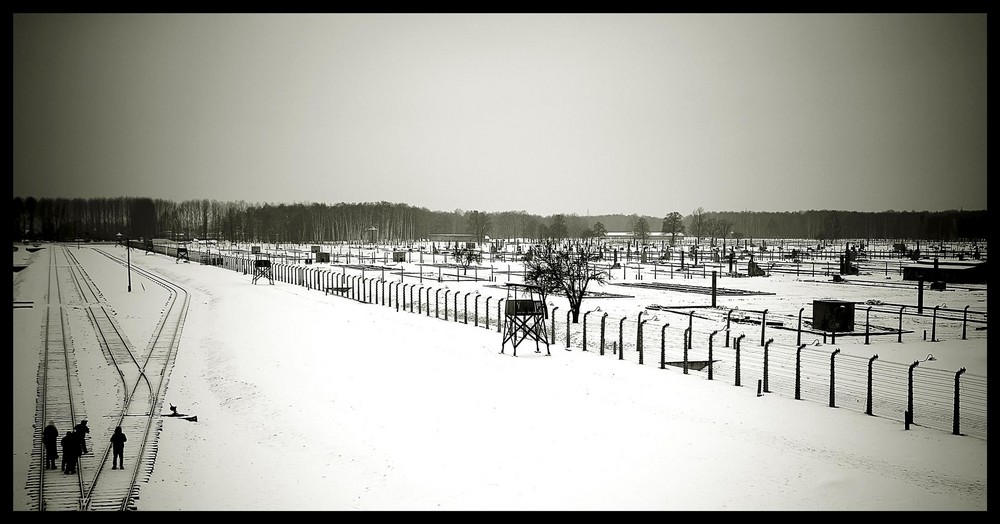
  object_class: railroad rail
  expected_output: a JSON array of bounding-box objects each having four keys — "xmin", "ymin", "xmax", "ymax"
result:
[{"xmin": 27, "ymin": 245, "xmax": 190, "ymax": 511}]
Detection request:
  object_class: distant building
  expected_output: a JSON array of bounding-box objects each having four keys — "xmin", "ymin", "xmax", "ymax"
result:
[
  {"xmin": 159, "ymin": 231, "xmax": 191, "ymax": 242},
  {"xmin": 429, "ymin": 233, "xmax": 477, "ymax": 246},
  {"xmin": 902, "ymin": 259, "xmax": 987, "ymax": 284},
  {"xmin": 605, "ymin": 231, "xmax": 683, "ymax": 240}
]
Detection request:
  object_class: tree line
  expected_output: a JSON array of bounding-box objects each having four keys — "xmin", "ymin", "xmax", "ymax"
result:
[{"xmin": 11, "ymin": 196, "xmax": 987, "ymax": 244}]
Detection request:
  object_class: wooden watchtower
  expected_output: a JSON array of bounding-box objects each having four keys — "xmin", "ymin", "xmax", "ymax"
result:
[
  {"xmin": 501, "ymin": 283, "xmax": 550, "ymax": 357},
  {"xmin": 253, "ymin": 253, "xmax": 274, "ymax": 285},
  {"xmin": 176, "ymin": 244, "xmax": 190, "ymax": 264}
]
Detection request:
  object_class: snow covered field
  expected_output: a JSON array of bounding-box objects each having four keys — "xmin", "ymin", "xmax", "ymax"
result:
[{"xmin": 13, "ymin": 242, "xmax": 987, "ymax": 511}]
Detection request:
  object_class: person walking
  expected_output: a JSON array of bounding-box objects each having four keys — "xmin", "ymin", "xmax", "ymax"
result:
[
  {"xmin": 110, "ymin": 427, "xmax": 127, "ymax": 470},
  {"xmin": 75, "ymin": 420, "xmax": 90, "ymax": 454},
  {"xmin": 43, "ymin": 421, "xmax": 59, "ymax": 470},
  {"xmin": 61, "ymin": 431, "xmax": 79, "ymax": 474}
]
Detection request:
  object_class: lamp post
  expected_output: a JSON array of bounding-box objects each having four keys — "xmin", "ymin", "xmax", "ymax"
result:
[{"xmin": 126, "ymin": 236, "xmax": 132, "ymax": 292}]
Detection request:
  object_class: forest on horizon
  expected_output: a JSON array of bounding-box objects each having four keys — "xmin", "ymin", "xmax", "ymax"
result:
[{"xmin": 12, "ymin": 196, "xmax": 988, "ymax": 245}]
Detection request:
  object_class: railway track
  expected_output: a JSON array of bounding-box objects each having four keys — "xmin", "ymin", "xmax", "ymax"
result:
[
  {"xmin": 27, "ymin": 246, "xmax": 87, "ymax": 510},
  {"xmin": 27, "ymin": 244, "xmax": 190, "ymax": 511}
]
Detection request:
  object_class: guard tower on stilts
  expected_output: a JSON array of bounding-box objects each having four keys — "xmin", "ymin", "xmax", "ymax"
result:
[
  {"xmin": 253, "ymin": 251, "xmax": 274, "ymax": 285},
  {"xmin": 501, "ymin": 283, "xmax": 550, "ymax": 357},
  {"xmin": 176, "ymin": 243, "xmax": 190, "ymax": 264}
]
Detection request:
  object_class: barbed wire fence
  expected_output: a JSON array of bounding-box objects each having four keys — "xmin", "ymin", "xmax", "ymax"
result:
[{"xmin": 145, "ymin": 243, "xmax": 987, "ymax": 441}]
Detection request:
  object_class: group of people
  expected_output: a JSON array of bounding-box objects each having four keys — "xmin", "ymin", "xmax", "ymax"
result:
[
  {"xmin": 41, "ymin": 419, "xmax": 89, "ymax": 474},
  {"xmin": 42, "ymin": 420, "xmax": 127, "ymax": 473}
]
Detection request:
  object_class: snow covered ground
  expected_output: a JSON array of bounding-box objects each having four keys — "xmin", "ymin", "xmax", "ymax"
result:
[{"xmin": 12, "ymin": 242, "xmax": 987, "ymax": 511}]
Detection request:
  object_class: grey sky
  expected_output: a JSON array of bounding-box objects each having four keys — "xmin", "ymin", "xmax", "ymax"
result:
[{"xmin": 13, "ymin": 13, "xmax": 987, "ymax": 216}]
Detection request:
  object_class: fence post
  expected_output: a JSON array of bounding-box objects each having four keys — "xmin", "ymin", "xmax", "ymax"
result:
[
  {"xmin": 660, "ymin": 323, "xmax": 670, "ymax": 370},
  {"xmin": 485, "ymin": 296, "xmax": 492, "ymax": 329},
  {"xmin": 829, "ymin": 349, "xmax": 841, "ymax": 408},
  {"xmin": 962, "ymin": 306, "xmax": 969, "ymax": 340},
  {"xmin": 708, "ymin": 330, "xmax": 720, "ymax": 380},
  {"xmin": 797, "ymin": 308, "xmax": 804, "ymax": 346},
  {"xmin": 735, "ymin": 334, "xmax": 745, "ymax": 387},
  {"xmin": 683, "ymin": 328, "xmax": 690, "ymax": 374},
  {"xmin": 601, "ymin": 313, "xmax": 608, "ymax": 355},
  {"xmin": 908, "ymin": 360, "xmax": 919, "ymax": 422},
  {"xmin": 618, "ymin": 317, "xmax": 626, "ymax": 361},
  {"xmin": 551, "ymin": 307, "xmax": 559, "ymax": 344},
  {"xmin": 497, "ymin": 299, "xmax": 503, "ymax": 332},
  {"xmin": 687, "ymin": 311, "xmax": 694, "ymax": 349},
  {"xmin": 932, "ymin": 305, "xmax": 940, "ymax": 342},
  {"xmin": 761, "ymin": 309, "xmax": 769, "ymax": 347},
  {"xmin": 866, "ymin": 355, "xmax": 878, "ymax": 415},
  {"xmin": 861, "ymin": 306, "xmax": 870, "ymax": 344},
  {"xmin": 566, "ymin": 310, "xmax": 572, "ymax": 349},
  {"xmin": 638, "ymin": 320, "xmax": 648, "ymax": 365},
  {"xmin": 953, "ymin": 368, "xmax": 966, "ymax": 435},
  {"xmin": 583, "ymin": 311, "xmax": 592, "ymax": 351},
  {"xmin": 637, "ymin": 311, "xmax": 645, "ymax": 349},
  {"xmin": 763, "ymin": 338, "xmax": 773, "ymax": 393},
  {"xmin": 795, "ymin": 344, "xmax": 806, "ymax": 399}
]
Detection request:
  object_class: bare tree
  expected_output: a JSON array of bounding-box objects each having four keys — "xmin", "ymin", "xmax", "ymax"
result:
[
  {"xmin": 453, "ymin": 246, "xmax": 482, "ymax": 275},
  {"xmin": 523, "ymin": 240, "xmax": 608, "ymax": 323},
  {"xmin": 465, "ymin": 210, "xmax": 492, "ymax": 244},
  {"xmin": 689, "ymin": 207, "xmax": 707, "ymax": 245},
  {"xmin": 633, "ymin": 216, "xmax": 650, "ymax": 245},
  {"xmin": 704, "ymin": 217, "xmax": 719, "ymax": 246},
  {"xmin": 715, "ymin": 216, "xmax": 736, "ymax": 253}
]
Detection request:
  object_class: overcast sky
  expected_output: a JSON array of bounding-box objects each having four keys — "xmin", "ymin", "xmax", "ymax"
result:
[{"xmin": 13, "ymin": 13, "xmax": 987, "ymax": 217}]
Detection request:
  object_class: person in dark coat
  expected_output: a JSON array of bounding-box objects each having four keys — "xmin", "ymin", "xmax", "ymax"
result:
[
  {"xmin": 43, "ymin": 421, "xmax": 59, "ymax": 470},
  {"xmin": 110, "ymin": 426, "xmax": 127, "ymax": 470},
  {"xmin": 60, "ymin": 430, "xmax": 71, "ymax": 472},
  {"xmin": 75, "ymin": 420, "xmax": 90, "ymax": 454},
  {"xmin": 61, "ymin": 431, "xmax": 79, "ymax": 474}
]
